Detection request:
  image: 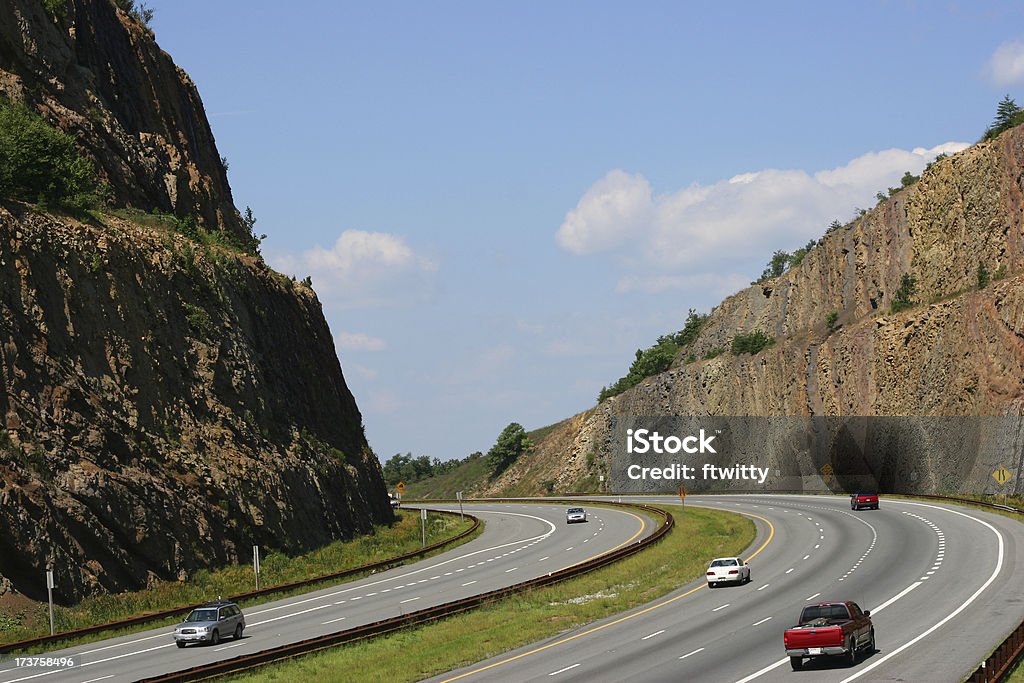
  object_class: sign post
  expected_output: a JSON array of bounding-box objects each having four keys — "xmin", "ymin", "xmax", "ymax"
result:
[
  {"xmin": 253, "ymin": 545, "xmax": 261, "ymax": 591},
  {"xmin": 420, "ymin": 508, "xmax": 427, "ymax": 547},
  {"xmin": 456, "ymin": 491, "xmax": 464, "ymax": 520},
  {"xmin": 677, "ymin": 483, "xmax": 687, "ymax": 509},
  {"xmin": 397, "ymin": 481, "xmax": 406, "ymax": 505},
  {"xmin": 46, "ymin": 569, "xmax": 55, "ymax": 636}
]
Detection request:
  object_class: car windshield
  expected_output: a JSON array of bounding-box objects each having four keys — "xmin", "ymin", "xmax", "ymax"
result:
[
  {"xmin": 184, "ymin": 609, "xmax": 218, "ymax": 623},
  {"xmin": 801, "ymin": 604, "xmax": 851, "ymax": 623},
  {"xmin": 568, "ymin": 508, "xmax": 583, "ymax": 513},
  {"xmin": 710, "ymin": 559, "xmax": 737, "ymax": 567}
]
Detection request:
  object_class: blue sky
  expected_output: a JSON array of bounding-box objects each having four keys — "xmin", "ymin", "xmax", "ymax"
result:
[{"xmin": 151, "ymin": 2, "xmax": 1024, "ymax": 462}]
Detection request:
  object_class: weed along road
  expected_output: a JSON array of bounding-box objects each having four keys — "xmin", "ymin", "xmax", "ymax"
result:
[
  {"xmin": 427, "ymin": 495, "xmax": 1024, "ymax": 683},
  {"xmin": 0, "ymin": 503, "xmax": 656, "ymax": 683}
]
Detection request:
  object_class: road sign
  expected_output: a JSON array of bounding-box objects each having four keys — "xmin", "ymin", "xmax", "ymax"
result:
[
  {"xmin": 397, "ymin": 481, "xmax": 406, "ymax": 495},
  {"xmin": 992, "ymin": 467, "xmax": 1012, "ymax": 486},
  {"xmin": 677, "ymin": 483, "xmax": 687, "ymax": 507}
]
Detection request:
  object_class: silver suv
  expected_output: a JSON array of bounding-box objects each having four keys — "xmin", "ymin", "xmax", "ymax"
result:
[{"xmin": 173, "ymin": 600, "xmax": 245, "ymax": 647}]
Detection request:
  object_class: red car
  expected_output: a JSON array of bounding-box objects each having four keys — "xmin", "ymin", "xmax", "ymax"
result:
[
  {"xmin": 784, "ymin": 601, "xmax": 874, "ymax": 670},
  {"xmin": 850, "ymin": 492, "xmax": 879, "ymax": 510}
]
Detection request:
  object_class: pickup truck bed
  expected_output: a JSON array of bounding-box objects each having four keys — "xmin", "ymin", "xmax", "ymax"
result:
[{"xmin": 784, "ymin": 601, "xmax": 874, "ymax": 670}]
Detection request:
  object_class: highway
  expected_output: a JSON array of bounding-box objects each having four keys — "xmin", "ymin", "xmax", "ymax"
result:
[
  {"xmin": 0, "ymin": 502, "xmax": 656, "ymax": 683},
  {"xmin": 426, "ymin": 494, "xmax": 1024, "ymax": 683}
]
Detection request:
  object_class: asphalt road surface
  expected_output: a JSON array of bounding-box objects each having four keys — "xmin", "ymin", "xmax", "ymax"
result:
[
  {"xmin": 426, "ymin": 494, "xmax": 1024, "ymax": 683},
  {"xmin": 0, "ymin": 502, "xmax": 656, "ymax": 683}
]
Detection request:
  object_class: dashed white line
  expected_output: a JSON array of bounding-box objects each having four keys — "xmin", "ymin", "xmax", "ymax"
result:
[
  {"xmin": 539, "ymin": 556, "xmax": 550, "ymax": 562},
  {"xmin": 757, "ymin": 584, "xmax": 769, "ymax": 591},
  {"xmin": 712, "ymin": 604, "xmax": 730, "ymax": 612},
  {"xmin": 806, "ymin": 593, "xmax": 821, "ymax": 601},
  {"xmin": 641, "ymin": 629, "xmax": 666, "ymax": 640},
  {"xmin": 679, "ymin": 648, "xmax": 705, "ymax": 659},
  {"xmin": 505, "ymin": 567, "xmax": 518, "ymax": 573},
  {"xmin": 548, "ymin": 663, "xmax": 581, "ymax": 676},
  {"xmin": 322, "ymin": 616, "xmax": 347, "ymax": 625},
  {"xmin": 214, "ymin": 640, "xmax": 247, "ymax": 651},
  {"xmin": 785, "ymin": 568, "xmax": 794, "ymax": 574},
  {"xmin": 753, "ymin": 617, "xmax": 772, "ymax": 626},
  {"xmin": 462, "ymin": 580, "xmax": 478, "ymax": 587},
  {"xmin": 400, "ymin": 597, "xmax": 420, "ymax": 604}
]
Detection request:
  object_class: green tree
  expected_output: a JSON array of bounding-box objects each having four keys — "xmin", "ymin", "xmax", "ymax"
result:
[
  {"xmin": 890, "ymin": 273, "xmax": 917, "ymax": 313},
  {"xmin": 0, "ymin": 101, "xmax": 96, "ymax": 210},
  {"xmin": 977, "ymin": 263, "xmax": 990, "ymax": 289},
  {"xmin": 759, "ymin": 250, "xmax": 791, "ymax": 281},
  {"xmin": 486, "ymin": 423, "xmax": 532, "ymax": 477},
  {"xmin": 731, "ymin": 330, "xmax": 775, "ymax": 355},
  {"xmin": 983, "ymin": 95, "xmax": 1024, "ymax": 140},
  {"xmin": 825, "ymin": 310, "xmax": 839, "ymax": 332}
]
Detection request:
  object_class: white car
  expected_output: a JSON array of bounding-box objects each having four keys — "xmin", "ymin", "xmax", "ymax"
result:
[
  {"xmin": 706, "ymin": 557, "xmax": 751, "ymax": 587},
  {"xmin": 566, "ymin": 507, "xmax": 588, "ymax": 523}
]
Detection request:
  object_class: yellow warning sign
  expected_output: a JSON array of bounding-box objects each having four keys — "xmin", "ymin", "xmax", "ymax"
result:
[
  {"xmin": 992, "ymin": 467, "xmax": 1012, "ymax": 486},
  {"xmin": 821, "ymin": 463, "xmax": 835, "ymax": 487},
  {"xmin": 397, "ymin": 481, "xmax": 406, "ymax": 494},
  {"xmin": 677, "ymin": 483, "xmax": 687, "ymax": 501}
]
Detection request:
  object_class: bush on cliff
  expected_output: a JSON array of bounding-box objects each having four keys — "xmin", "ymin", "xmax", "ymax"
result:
[{"xmin": 0, "ymin": 100, "xmax": 97, "ymax": 211}]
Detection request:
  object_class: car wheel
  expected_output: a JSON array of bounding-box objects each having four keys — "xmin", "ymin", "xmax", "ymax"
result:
[
  {"xmin": 234, "ymin": 624, "xmax": 243, "ymax": 640},
  {"xmin": 175, "ymin": 641, "xmax": 186, "ymax": 649},
  {"xmin": 747, "ymin": 571, "xmax": 752, "ymax": 584},
  {"xmin": 708, "ymin": 582, "xmax": 715, "ymax": 589},
  {"xmin": 847, "ymin": 637, "xmax": 857, "ymax": 666},
  {"xmin": 867, "ymin": 628, "xmax": 875, "ymax": 654},
  {"xmin": 210, "ymin": 630, "xmax": 220, "ymax": 646},
  {"xmin": 790, "ymin": 656, "xmax": 802, "ymax": 671}
]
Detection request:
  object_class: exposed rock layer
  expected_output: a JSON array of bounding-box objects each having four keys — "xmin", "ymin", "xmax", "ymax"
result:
[
  {"xmin": 487, "ymin": 127, "xmax": 1024, "ymax": 498},
  {"xmin": 0, "ymin": 0, "xmax": 242, "ymax": 238}
]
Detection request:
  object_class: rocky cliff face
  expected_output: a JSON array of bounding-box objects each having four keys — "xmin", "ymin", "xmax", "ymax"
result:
[
  {"xmin": 0, "ymin": 0, "xmax": 391, "ymax": 603},
  {"xmin": 488, "ymin": 126, "xmax": 1024, "ymax": 498},
  {"xmin": 0, "ymin": 0, "xmax": 242, "ymax": 238}
]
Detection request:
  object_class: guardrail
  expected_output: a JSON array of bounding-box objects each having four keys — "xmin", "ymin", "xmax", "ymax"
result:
[
  {"xmin": 135, "ymin": 499, "xmax": 673, "ymax": 683},
  {"xmin": 0, "ymin": 508, "xmax": 480, "ymax": 655}
]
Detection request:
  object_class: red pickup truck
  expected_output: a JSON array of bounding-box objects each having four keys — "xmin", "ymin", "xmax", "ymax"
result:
[
  {"xmin": 784, "ymin": 601, "xmax": 874, "ymax": 670},
  {"xmin": 850, "ymin": 492, "xmax": 879, "ymax": 510}
]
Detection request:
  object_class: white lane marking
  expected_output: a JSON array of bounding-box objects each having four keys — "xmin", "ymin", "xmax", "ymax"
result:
[
  {"xmin": 806, "ymin": 593, "xmax": 821, "ymax": 601},
  {"xmin": 785, "ymin": 568, "xmax": 794, "ymax": 574},
  {"xmin": 841, "ymin": 503, "xmax": 1005, "ymax": 682},
  {"xmin": 539, "ymin": 556, "xmax": 550, "ymax": 562},
  {"xmin": 733, "ymin": 499, "xmax": 1003, "ymax": 683},
  {"xmin": 214, "ymin": 640, "xmax": 247, "ymax": 651},
  {"xmin": 250, "ymin": 603, "xmax": 331, "ymax": 626},
  {"xmin": 366, "ymin": 592, "xmax": 377, "ymax": 596},
  {"xmin": 322, "ymin": 616, "xmax": 347, "ymax": 625},
  {"xmin": 757, "ymin": 584, "xmax": 769, "ymax": 591},
  {"xmin": 462, "ymin": 580, "xmax": 478, "ymax": 586},
  {"xmin": 752, "ymin": 617, "xmax": 772, "ymax": 626},
  {"xmin": 548, "ymin": 663, "xmax": 581, "ymax": 676},
  {"xmin": 334, "ymin": 600, "xmax": 346, "ymax": 605},
  {"xmin": 641, "ymin": 629, "xmax": 666, "ymax": 640},
  {"xmin": 802, "ymin": 554, "xmax": 810, "ymax": 560},
  {"xmin": 0, "ymin": 643, "xmax": 176, "ymax": 683},
  {"xmin": 79, "ymin": 677, "xmax": 115, "ymax": 683},
  {"xmin": 243, "ymin": 508, "xmax": 558, "ymax": 619},
  {"xmin": 712, "ymin": 604, "xmax": 730, "ymax": 612},
  {"xmin": 505, "ymin": 567, "xmax": 518, "ymax": 573},
  {"xmin": 430, "ymin": 576, "xmax": 441, "ymax": 580},
  {"xmin": 400, "ymin": 597, "xmax": 420, "ymax": 604},
  {"xmin": 679, "ymin": 648, "xmax": 705, "ymax": 659},
  {"xmin": 566, "ymin": 547, "xmax": 574, "ymax": 551}
]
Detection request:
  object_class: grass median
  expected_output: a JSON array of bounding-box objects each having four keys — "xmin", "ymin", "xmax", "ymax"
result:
[
  {"xmin": 228, "ymin": 504, "xmax": 756, "ymax": 683},
  {"xmin": 0, "ymin": 509, "xmax": 478, "ymax": 649}
]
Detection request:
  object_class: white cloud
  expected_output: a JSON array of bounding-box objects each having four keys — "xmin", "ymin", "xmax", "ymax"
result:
[
  {"xmin": 556, "ymin": 142, "xmax": 969, "ymax": 272},
  {"xmin": 555, "ymin": 170, "xmax": 655, "ymax": 254},
  {"xmin": 338, "ymin": 332, "xmax": 387, "ymax": 352},
  {"xmin": 270, "ymin": 230, "xmax": 437, "ymax": 309},
  {"xmin": 985, "ymin": 40, "xmax": 1024, "ymax": 86}
]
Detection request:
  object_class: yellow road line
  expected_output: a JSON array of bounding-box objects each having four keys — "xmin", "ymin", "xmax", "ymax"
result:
[{"xmin": 439, "ymin": 506, "xmax": 775, "ymax": 682}]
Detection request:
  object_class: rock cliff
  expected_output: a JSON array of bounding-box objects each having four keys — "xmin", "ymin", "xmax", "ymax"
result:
[
  {"xmin": 0, "ymin": 0, "xmax": 391, "ymax": 604},
  {"xmin": 0, "ymin": 0, "xmax": 242, "ymax": 237},
  {"xmin": 488, "ymin": 126, "xmax": 1024, "ymax": 498}
]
